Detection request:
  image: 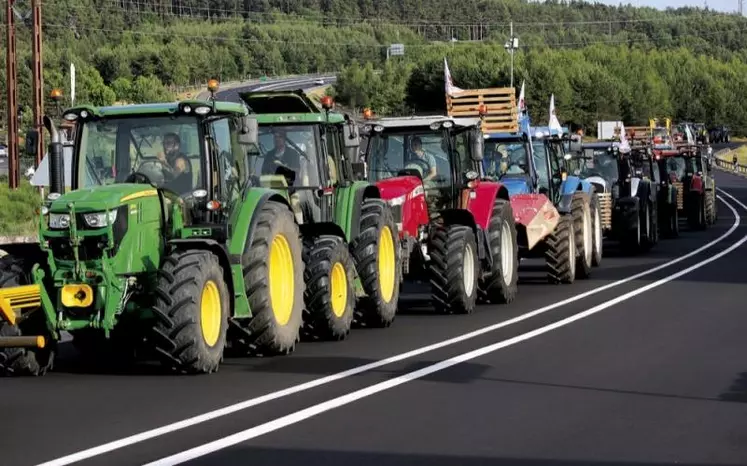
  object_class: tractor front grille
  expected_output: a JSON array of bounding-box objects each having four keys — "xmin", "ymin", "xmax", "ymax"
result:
[
  {"xmin": 48, "ymin": 235, "xmax": 109, "ymax": 262},
  {"xmin": 672, "ymin": 182, "xmax": 684, "ymax": 210},
  {"xmin": 597, "ymin": 193, "xmax": 612, "ymax": 230}
]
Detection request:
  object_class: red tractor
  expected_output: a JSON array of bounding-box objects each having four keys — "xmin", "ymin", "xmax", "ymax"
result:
[
  {"xmin": 355, "ymin": 116, "xmax": 519, "ymax": 314},
  {"xmin": 653, "ymin": 145, "xmax": 713, "ymax": 230}
]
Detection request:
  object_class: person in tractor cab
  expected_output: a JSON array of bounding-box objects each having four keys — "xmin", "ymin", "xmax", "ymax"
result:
[
  {"xmin": 156, "ymin": 132, "xmax": 193, "ymax": 194},
  {"xmin": 261, "ymin": 128, "xmax": 303, "ymax": 186},
  {"xmin": 409, "ymin": 136, "xmax": 437, "ymax": 181}
]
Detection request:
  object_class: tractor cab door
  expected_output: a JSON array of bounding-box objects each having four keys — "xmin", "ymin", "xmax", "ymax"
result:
[{"xmin": 531, "ymin": 140, "xmax": 560, "ymax": 203}]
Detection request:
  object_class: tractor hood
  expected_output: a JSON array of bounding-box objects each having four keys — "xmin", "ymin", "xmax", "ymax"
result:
[
  {"xmin": 500, "ymin": 176, "xmax": 532, "ymax": 196},
  {"xmin": 48, "ymin": 184, "xmax": 157, "ymax": 213},
  {"xmin": 375, "ymin": 176, "xmax": 424, "ymax": 205}
]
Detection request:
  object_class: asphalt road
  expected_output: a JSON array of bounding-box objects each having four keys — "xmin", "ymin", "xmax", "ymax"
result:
[
  {"xmin": 4, "ymin": 147, "xmax": 747, "ymax": 466},
  {"xmin": 212, "ymin": 75, "xmax": 337, "ymax": 103}
]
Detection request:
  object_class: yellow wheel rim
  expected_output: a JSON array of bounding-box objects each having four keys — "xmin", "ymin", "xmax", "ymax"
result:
[
  {"xmin": 330, "ymin": 262, "xmax": 348, "ymax": 318},
  {"xmin": 200, "ymin": 280, "xmax": 222, "ymax": 347},
  {"xmin": 268, "ymin": 234, "xmax": 295, "ymax": 325},
  {"xmin": 378, "ymin": 226, "xmax": 396, "ymax": 303}
]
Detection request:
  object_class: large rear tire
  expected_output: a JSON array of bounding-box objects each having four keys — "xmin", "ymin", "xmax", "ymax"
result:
[
  {"xmin": 430, "ymin": 224, "xmax": 479, "ymax": 314},
  {"xmin": 0, "ymin": 256, "xmax": 54, "ymax": 377},
  {"xmin": 151, "ymin": 250, "xmax": 229, "ymax": 374},
  {"xmin": 477, "ymin": 199, "xmax": 519, "ymax": 305},
  {"xmin": 350, "ymin": 198, "xmax": 401, "ymax": 328},
  {"xmin": 234, "ymin": 200, "xmax": 305, "ymax": 356},
  {"xmin": 572, "ymin": 195, "xmax": 593, "ymax": 278},
  {"xmin": 545, "ymin": 214, "xmax": 576, "ymax": 285},
  {"xmin": 301, "ymin": 235, "xmax": 355, "ymax": 341},
  {"xmin": 705, "ymin": 190, "xmax": 715, "ymax": 225}
]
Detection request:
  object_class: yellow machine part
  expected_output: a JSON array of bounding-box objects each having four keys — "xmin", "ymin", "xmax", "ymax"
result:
[
  {"xmin": 673, "ymin": 182, "xmax": 684, "ymax": 210},
  {"xmin": 597, "ymin": 193, "xmax": 613, "ymax": 230},
  {"xmin": 0, "ymin": 285, "xmax": 41, "ymax": 326}
]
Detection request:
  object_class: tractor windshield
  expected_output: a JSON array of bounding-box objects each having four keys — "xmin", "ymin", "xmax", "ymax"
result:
[
  {"xmin": 255, "ymin": 124, "xmax": 321, "ymax": 189},
  {"xmin": 366, "ymin": 130, "xmax": 451, "ymax": 188},
  {"xmin": 579, "ymin": 149, "xmax": 619, "ymax": 182},
  {"xmin": 77, "ymin": 115, "xmax": 206, "ymax": 195},
  {"xmin": 484, "ymin": 140, "xmax": 529, "ymax": 178},
  {"xmin": 663, "ymin": 155, "xmax": 700, "ymax": 181},
  {"xmin": 532, "ymin": 141, "xmax": 551, "ymax": 192}
]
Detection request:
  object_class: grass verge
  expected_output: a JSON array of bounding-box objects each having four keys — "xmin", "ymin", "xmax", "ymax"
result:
[{"xmin": 0, "ymin": 179, "xmax": 41, "ymax": 237}]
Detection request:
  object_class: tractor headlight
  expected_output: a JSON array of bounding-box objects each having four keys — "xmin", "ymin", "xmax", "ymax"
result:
[
  {"xmin": 49, "ymin": 213, "xmax": 71, "ymax": 229},
  {"xmin": 83, "ymin": 210, "xmax": 118, "ymax": 228}
]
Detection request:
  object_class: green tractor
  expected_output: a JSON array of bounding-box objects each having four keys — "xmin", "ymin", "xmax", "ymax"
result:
[
  {"xmin": 236, "ymin": 90, "xmax": 401, "ymax": 339},
  {"xmin": 0, "ymin": 86, "xmax": 313, "ymax": 376}
]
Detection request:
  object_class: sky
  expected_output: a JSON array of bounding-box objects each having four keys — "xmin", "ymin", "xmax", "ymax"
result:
[{"xmin": 594, "ymin": 0, "xmax": 740, "ymax": 14}]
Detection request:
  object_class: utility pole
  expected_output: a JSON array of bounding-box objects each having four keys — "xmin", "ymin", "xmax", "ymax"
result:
[
  {"xmin": 504, "ymin": 21, "xmax": 519, "ymax": 88},
  {"xmin": 32, "ymin": 0, "xmax": 43, "ymax": 167},
  {"xmin": 5, "ymin": 0, "xmax": 19, "ymax": 189}
]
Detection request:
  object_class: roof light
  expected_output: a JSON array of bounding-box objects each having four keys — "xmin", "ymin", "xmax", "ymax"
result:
[
  {"xmin": 429, "ymin": 122, "xmax": 441, "ymax": 130},
  {"xmin": 194, "ymin": 105, "xmax": 211, "ymax": 115},
  {"xmin": 50, "ymin": 89, "xmax": 63, "ymax": 101},
  {"xmin": 373, "ymin": 125, "xmax": 384, "ymax": 132},
  {"xmin": 182, "ymin": 105, "xmax": 192, "ymax": 113},
  {"xmin": 207, "ymin": 79, "xmax": 219, "ymax": 93},
  {"xmin": 63, "ymin": 112, "xmax": 78, "ymax": 121},
  {"xmin": 320, "ymin": 96, "xmax": 334, "ymax": 110},
  {"xmin": 79, "ymin": 110, "xmax": 89, "ymax": 119},
  {"xmin": 363, "ymin": 108, "xmax": 373, "ymax": 119},
  {"xmin": 206, "ymin": 200, "xmax": 221, "ymax": 211},
  {"xmin": 442, "ymin": 121, "xmax": 453, "ymax": 128}
]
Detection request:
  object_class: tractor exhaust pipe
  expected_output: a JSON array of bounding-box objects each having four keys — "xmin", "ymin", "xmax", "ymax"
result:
[{"xmin": 44, "ymin": 115, "xmax": 64, "ymax": 195}]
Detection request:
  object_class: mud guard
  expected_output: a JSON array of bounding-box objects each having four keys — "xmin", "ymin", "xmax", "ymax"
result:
[
  {"xmin": 464, "ymin": 181, "xmax": 509, "ymax": 230},
  {"xmin": 511, "ymin": 194, "xmax": 560, "ymax": 250}
]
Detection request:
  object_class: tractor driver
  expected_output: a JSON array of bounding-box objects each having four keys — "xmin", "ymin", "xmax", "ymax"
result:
[
  {"xmin": 409, "ymin": 136, "xmax": 437, "ymax": 181},
  {"xmin": 156, "ymin": 132, "xmax": 193, "ymax": 194},
  {"xmin": 261, "ymin": 128, "xmax": 303, "ymax": 186}
]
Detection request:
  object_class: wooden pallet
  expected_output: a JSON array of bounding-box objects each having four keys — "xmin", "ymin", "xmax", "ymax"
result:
[
  {"xmin": 446, "ymin": 87, "xmax": 518, "ymax": 133},
  {"xmin": 597, "ymin": 192, "xmax": 612, "ymax": 230},
  {"xmin": 673, "ymin": 181, "xmax": 684, "ymax": 210}
]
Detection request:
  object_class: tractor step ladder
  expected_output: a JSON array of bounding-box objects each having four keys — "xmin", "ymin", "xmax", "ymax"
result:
[{"xmin": 446, "ymin": 87, "xmax": 518, "ymax": 134}]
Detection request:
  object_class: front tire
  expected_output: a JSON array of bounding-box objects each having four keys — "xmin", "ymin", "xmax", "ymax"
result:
[
  {"xmin": 572, "ymin": 195, "xmax": 593, "ymax": 278},
  {"xmin": 430, "ymin": 224, "xmax": 479, "ymax": 314},
  {"xmin": 301, "ymin": 235, "xmax": 356, "ymax": 341},
  {"xmin": 351, "ymin": 198, "xmax": 401, "ymax": 328},
  {"xmin": 151, "ymin": 250, "xmax": 229, "ymax": 374},
  {"xmin": 477, "ymin": 199, "xmax": 519, "ymax": 305},
  {"xmin": 545, "ymin": 214, "xmax": 576, "ymax": 285},
  {"xmin": 590, "ymin": 194, "xmax": 603, "ymax": 267}
]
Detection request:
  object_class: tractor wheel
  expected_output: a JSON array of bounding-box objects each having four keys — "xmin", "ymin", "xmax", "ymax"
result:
[
  {"xmin": 687, "ymin": 193, "xmax": 706, "ymax": 230},
  {"xmin": 0, "ymin": 257, "xmax": 54, "ymax": 377},
  {"xmin": 590, "ymin": 194, "xmax": 603, "ymax": 267},
  {"xmin": 572, "ymin": 196, "xmax": 593, "ymax": 279},
  {"xmin": 235, "ymin": 201, "xmax": 304, "ymax": 356},
  {"xmin": 642, "ymin": 202, "xmax": 658, "ymax": 250},
  {"xmin": 301, "ymin": 235, "xmax": 355, "ymax": 341},
  {"xmin": 705, "ymin": 191, "xmax": 715, "ymax": 225},
  {"xmin": 477, "ymin": 199, "xmax": 518, "ymax": 305},
  {"xmin": 430, "ymin": 224, "xmax": 479, "ymax": 314},
  {"xmin": 545, "ymin": 214, "xmax": 576, "ymax": 285},
  {"xmin": 671, "ymin": 204, "xmax": 680, "ymax": 238},
  {"xmin": 350, "ymin": 198, "xmax": 400, "ymax": 328},
  {"xmin": 151, "ymin": 250, "xmax": 229, "ymax": 374}
]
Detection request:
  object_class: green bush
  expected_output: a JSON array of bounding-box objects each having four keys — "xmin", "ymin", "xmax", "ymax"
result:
[{"xmin": 0, "ymin": 180, "xmax": 42, "ymax": 237}]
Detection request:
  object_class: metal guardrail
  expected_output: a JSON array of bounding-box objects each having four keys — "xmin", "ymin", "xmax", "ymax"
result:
[{"xmin": 714, "ymin": 148, "xmax": 747, "ymax": 176}]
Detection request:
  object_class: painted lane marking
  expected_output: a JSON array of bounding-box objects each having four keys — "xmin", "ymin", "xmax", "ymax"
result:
[
  {"xmin": 37, "ymin": 193, "xmax": 742, "ymax": 466},
  {"xmin": 144, "ymin": 194, "xmax": 747, "ymax": 464}
]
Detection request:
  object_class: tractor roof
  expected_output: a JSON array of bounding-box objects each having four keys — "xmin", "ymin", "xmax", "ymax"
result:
[
  {"xmin": 237, "ymin": 89, "xmax": 345, "ymax": 124},
  {"xmin": 64, "ymin": 100, "xmax": 248, "ymax": 118},
  {"xmin": 531, "ymin": 126, "xmax": 564, "ymax": 139},
  {"xmin": 365, "ymin": 115, "xmax": 481, "ymax": 130},
  {"xmin": 582, "ymin": 141, "xmax": 618, "ymax": 149}
]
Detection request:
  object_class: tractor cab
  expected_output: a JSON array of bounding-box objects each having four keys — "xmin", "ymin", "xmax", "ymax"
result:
[
  {"xmin": 530, "ymin": 127, "xmax": 568, "ymax": 204},
  {"xmin": 482, "ymin": 108, "xmax": 535, "ymax": 196},
  {"xmin": 361, "ymin": 116, "xmax": 484, "ymax": 217},
  {"xmin": 237, "ymin": 90, "xmax": 360, "ymax": 225},
  {"xmin": 575, "ymin": 142, "xmax": 632, "ymax": 196}
]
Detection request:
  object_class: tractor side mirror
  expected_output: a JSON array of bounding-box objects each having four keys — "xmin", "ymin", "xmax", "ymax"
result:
[
  {"xmin": 25, "ymin": 129, "xmax": 39, "ymax": 156},
  {"xmin": 238, "ymin": 117, "xmax": 258, "ymax": 146},
  {"xmin": 343, "ymin": 119, "xmax": 360, "ymax": 148},
  {"xmin": 470, "ymin": 129, "xmax": 484, "ymax": 161}
]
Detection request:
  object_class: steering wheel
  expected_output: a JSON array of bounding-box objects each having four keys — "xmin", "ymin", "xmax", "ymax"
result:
[
  {"xmin": 125, "ymin": 171, "xmax": 154, "ymax": 185},
  {"xmin": 405, "ymin": 158, "xmax": 431, "ymax": 177}
]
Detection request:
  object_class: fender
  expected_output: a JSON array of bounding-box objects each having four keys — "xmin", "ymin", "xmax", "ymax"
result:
[
  {"xmin": 439, "ymin": 208, "xmax": 491, "ymax": 266},
  {"xmin": 226, "ymin": 187, "xmax": 293, "ymax": 318},
  {"xmin": 584, "ymin": 175, "xmax": 608, "ymax": 194},
  {"xmin": 374, "ymin": 176, "xmax": 429, "ymax": 239},
  {"xmin": 630, "ymin": 177, "xmax": 641, "ymax": 198},
  {"xmin": 463, "ymin": 180, "xmax": 509, "ymax": 230},
  {"xmin": 335, "ymin": 181, "xmax": 380, "ymax": 241}
]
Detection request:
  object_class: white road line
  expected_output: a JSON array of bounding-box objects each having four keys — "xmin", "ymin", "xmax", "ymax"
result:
[
  {"xmin": 37, "ymin": 194, "xmax": 742, "ymax": 466},
  {"xmin": 145, "ymin": 194, "xmax": 747, "ymax": 465}
]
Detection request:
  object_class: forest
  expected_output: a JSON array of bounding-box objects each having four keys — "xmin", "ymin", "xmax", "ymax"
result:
[{"xmin": 1, "ymin": 0, "xmax": 747, "ymax": 133}]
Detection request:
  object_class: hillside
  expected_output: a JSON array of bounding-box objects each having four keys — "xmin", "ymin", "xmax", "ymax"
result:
[{"xmin": 1, "ymin": 0, "xmax": 746, "ymax": 133}]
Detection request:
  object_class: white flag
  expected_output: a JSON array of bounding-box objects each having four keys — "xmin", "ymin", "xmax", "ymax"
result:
[
  {"xmin": 517, "ymin": 80, "xmax": 526, "ymax": 122},
  {"xmin": 70, "ymin": 63, "xmax": 76, "ymax": 105},
  {"xmin": 618, "ymin": 123, "xmax": 631, "ymax": 153},
  {"xmin": 443, "ymin": 58, "xmax": 464, "ymax": 96},
  {"xmin": 548, "ymin": 94, "xmax": 562, "ymax": 132}
]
